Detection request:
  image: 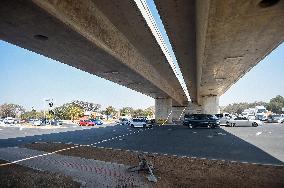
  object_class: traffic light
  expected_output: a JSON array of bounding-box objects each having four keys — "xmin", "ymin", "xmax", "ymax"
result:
[{"xmin": 49, "ymin": 110, "xmax": 54, "ymax": 115}]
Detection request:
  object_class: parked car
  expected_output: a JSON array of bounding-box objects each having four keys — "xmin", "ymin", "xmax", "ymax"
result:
[
  {"xmin": 79, "ymin": 120, "xmax": 95, "ymax": 126},
  {"xmin": 120, "ymin": 118, "xmax": 131, "ymax": 125},
  {"xmin": 215, "ymin": 113, "xmax": 231, "ymax": 126},
  {"xmin": 0, "ymin": 119, "xmax": 5, "ymax": 125},
  {"xmin": 50, "ymin": 119, "xmax": 63, "ymax": 126},
  {"xmin": 183, "ymin": 114, "xmax": 220, "ymax": 129},
  {"xmin": 267, "ymin": 115, "xmax": 284, "ymax": 123},
  {"xmin": 4, "ymin": 117, "xmax": 15, "ymax": 124},
  {"xmin": 227, "ymin": 116, "xmax": 263, "ymax": 127},
  {"xmin": 130, "ymin": 118, "xmax": 146, "ymax": 128},
  {"xmin": 33, "ymin": 119, "xmax": 44, "ymax": 126},
  {"xmin": 145, "ymin": 119, "xmax": 154, "ymax": 128},
  {"xmin": 90, "ymin": 119, "xmax": 103, "ymax": 125}
]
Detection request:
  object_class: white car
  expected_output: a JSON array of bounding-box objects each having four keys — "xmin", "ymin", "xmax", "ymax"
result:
[
  {"xmin": 120, "ymin": 118, "xmax": 131, "ymax": 125},
  {"xmin": 215, "ymin": 113, "xmax": 231, "ymax": 125},
  {"xmin": 227, "ymin": 116, "xmax": 263, "ymax": 127},
  {"xmin": 4, "ymin": 117, "xmax": 15, "ymax": 124},
  {"xmin": 130, "ymin": 118, "xmax": 146, "ymax": 128},
  {"xmin": 33, "ymin": 119, "xmax": 44, "ymax": 126}
]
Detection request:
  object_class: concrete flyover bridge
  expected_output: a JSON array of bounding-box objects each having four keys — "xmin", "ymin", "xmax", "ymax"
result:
[{"xmin": 1, "ymin": 0, "xmax": 283, "ymax": 122}]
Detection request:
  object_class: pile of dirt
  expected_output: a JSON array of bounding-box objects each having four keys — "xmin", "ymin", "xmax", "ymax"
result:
[
  {"xmin": 24, "ymin": 143, "xmax": 284, "ymax": 188},
  {"xmin": 0, "ymin": 160, "xmax": 80, "ymax": 188}
]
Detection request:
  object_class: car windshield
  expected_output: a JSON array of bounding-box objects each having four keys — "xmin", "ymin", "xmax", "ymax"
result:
[
  {"xmin": 257, "ymin": 109, "xmax": 266, "ymax": 113},
  {"xmin": 215, "ymin": 114, "xmax": 222, "ymax": 118},
  {"xmin": 184, "ymin": 114, "xmax": 196, "ymax": 119}
]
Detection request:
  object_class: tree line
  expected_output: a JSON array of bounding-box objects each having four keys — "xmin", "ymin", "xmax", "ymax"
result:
[
  {"xmin": 222, "ymin": 95, "xmax": 284, "ymax": 114},
  {"xmin": 0, "ymin": 100, "xmax": 154, "ymax": 120}
]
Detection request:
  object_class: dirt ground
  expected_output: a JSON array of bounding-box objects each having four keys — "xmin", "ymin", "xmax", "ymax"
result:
[
  {"xmin": 21, "ymin": 143, "xmax": 284, "ymax": 188},
  {"xmin": 0, "ymin": 160, "xmax": 80, "ymax": 188}
]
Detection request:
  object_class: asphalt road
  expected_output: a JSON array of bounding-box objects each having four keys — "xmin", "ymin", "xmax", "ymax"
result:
[{"xmin": 0, "ymin": 122, "xmax": 283, "ymax": 165}]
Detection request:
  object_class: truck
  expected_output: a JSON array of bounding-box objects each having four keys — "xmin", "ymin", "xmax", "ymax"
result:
[{"xmin": 254, "ymin": 106, "xmax": 267, "ymax": 121}]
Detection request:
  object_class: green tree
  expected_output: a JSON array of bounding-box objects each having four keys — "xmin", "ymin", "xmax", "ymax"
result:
[
  {"xmin": 0, "ymin": 103, "xmax": 25, "ymax": 118},
  {"xmin": 223, "ymin": 101, "xmax": 268, "ymax": 114},
  {"xmin": 54, "ymin": 104, "xmax": 70, "ymax": 119},
  {"xmin": 105, "ymin": 106, "xmax": 116, "ymax": 120},
  {"xmin": 133, "ymin": 109, "xmax": 144, "ymax": 117},
  {"xmin": 143, "ymin": 110, "xmax": 153, "ymax": 117},
  {"xmin": 68, "ymin": 105, "xmax": 83, "ymax": 122},
  {"xmin": 120, "ymin": 107, "xmax": 134, "ymax": 116},
  {"xmin": 21, "ymin": 109, "xmax": 44, "ymax": 119},
  {"xmin": 266, "ymin": 95, "xmax": 284, "ymax": 114},
  {"xmin": 71, "ymin": 100, "xmax": 101, "ymax": 112}
]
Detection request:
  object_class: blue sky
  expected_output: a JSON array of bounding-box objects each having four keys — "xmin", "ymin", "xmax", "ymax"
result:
[
  {"xmin": 0, "ymin": 40, "xmax": 154, "ymax": 110},
  {"xmin": 0, "ymin": 0, "xmax": 283, "ymax": 111}
]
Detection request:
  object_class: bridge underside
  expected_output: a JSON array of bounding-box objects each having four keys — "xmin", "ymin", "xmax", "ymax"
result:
[
  {"xmin": 1, "ymin": 0, "xmax": 284, "ymax": 120},
  {"xmin": 0, "ymin": 0, "xmax": 187, "ymax": 106}
]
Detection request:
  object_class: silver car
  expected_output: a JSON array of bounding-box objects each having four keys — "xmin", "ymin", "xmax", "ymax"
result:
[
  {"xmin": 267, "ymin": 115, "xmax": 284, "ymax": 123},
  {"xmin": 227, "ymin": 116, "xmax": 263, "ymax": 127}
]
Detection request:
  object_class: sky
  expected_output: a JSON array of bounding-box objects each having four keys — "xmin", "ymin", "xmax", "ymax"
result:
[{"xmin": 0, "ymin": 0, "xmax": 283, "ymax": 111}]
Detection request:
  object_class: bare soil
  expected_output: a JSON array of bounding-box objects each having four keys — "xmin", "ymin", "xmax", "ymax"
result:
[
  {"xmin": 0, "ymin": 160, "xmax": 80, "ymax": 188},
  {"xmin": 24, "ymin": 143, "xmax": 284, "ymax": 188}
]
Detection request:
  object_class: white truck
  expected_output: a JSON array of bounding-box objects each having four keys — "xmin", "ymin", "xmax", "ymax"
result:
[{"xmin": 254, "ymin": 106, "xmax": 267, "ymax": 120}]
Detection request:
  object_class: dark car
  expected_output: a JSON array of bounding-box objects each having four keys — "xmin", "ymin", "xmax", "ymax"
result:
[{"xmin": 183, "ymin": 114, "xmax": 220, "ymax": 128}]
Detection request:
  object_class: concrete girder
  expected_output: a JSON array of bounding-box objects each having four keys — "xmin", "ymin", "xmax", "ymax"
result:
[
  {"xmin": 0, "ymin": 0, "xmax": 187, "ymax": 105},
  {"xmin": 197, "ymin": 0, "xmax": 284, "ymax": 102},
  {"xmin": 155, "ymin": 0, "xmax": 284, "ymax": 106}
]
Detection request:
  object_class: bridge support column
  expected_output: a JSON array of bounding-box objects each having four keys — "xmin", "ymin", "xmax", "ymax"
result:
[
  {"xmin": 155, "ymin": 98, "xmax": 172, "ymax": 123},
  {"xmin": 201, "ymin": 96, "xmax": 220, "ymax": 114}
]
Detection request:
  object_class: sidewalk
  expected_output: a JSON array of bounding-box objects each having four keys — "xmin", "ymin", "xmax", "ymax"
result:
[{"xmin": 0, "ymin": 147, "xmax": 148, "ymax": 187}]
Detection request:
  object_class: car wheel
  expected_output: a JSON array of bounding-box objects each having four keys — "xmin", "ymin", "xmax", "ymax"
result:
[{"xmin": 252, "ymin": 122, "xmax": 258, "ymax": 127}]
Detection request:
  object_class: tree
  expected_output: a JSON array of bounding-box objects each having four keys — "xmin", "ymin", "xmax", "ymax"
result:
[
  {"xmin": 266, "ymin": 95, "xmax": 284, "ymax": 114},
  {"xmin": 120, "ymin": 107, "xmax": 134, "ymax": 116},
  {"xmin": 71, "ymin": 100, "xmax": 101, "ymax": 112},
  {"xmin": 21, "ymin": 109, "xmax": 44, "ymax": 119},
  {"xmin": 145, "ymin": 106, "xmax": 154, "ymax": 117},
  {"xmin": 222, "ymin": 101, "xmax": 268, "ymax": 114},
  {"xmin": 143, "ymin": 109, "xmax": 153, "ymax": 117},
  {"xmin": 105, "ymin": 106, "xmax": 116, "ymax": 120},
  {"xmin": 0, "ymin": 103, "xmax": 25, "ymax": 118},
  {"xmin": 68, "ymin": 105, "xmax": 83, "ymax": 122},
  {"xmin": 133, "ymin": 109, "xmax": 145, "ymax": 117},
  {"xmin": 54, "ymin": 104, "xmax": 70, "ymax": 119}
]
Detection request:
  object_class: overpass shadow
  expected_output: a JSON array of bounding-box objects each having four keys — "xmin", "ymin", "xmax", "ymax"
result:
[
  {"xmin": 98, "ymin": 125, "xmax": 283, "ymax": 165},
  {"xmin": 0, "ymin": 124, "xmax": 282, "ymax": 165}
]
